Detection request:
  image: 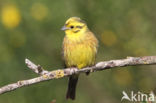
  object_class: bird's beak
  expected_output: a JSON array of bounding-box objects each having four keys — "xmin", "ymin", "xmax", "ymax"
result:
[{"xmin": 61, "ymin": 25, "xmax": 70, "ymax": 31}]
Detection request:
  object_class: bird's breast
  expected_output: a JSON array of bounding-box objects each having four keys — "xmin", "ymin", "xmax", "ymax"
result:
[{"xmin": 63, "ymin": 34, "xmax": 97, "ymax": 69}]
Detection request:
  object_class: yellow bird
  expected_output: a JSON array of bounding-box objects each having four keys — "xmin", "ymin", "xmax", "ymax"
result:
[{"xmin": 61, "ymin": 17, "xmax": 98, "ymax": 100}]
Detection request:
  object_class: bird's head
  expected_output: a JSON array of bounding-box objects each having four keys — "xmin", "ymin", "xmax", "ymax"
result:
[{"xmin": 61, "ymin": 17, "xmax": 88, "ymax": 36}]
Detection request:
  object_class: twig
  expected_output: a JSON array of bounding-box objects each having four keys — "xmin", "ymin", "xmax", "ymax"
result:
[
  {"xmin": 0, "ymin": 56, "xmax": 156, "ymax": 95},
  {"xmin": 25, "ymin": 59, "xmax": 48, "ymax": 75}
]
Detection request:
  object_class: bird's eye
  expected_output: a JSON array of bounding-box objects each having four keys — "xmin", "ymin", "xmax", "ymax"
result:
[{"xmin": 70, "ymin": 26, "xmax": 74, "ymax": 29}]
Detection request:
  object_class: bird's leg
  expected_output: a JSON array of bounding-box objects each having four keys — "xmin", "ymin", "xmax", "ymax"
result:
[{"xmin": 69, "ymin": 67, "xmax": 78, "ymax": 75}]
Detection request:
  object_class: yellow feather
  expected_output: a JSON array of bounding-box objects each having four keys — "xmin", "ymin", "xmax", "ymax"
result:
[
  {"xmin": 62, "ymin": 17, "xmax": 98, "ymax": 100},
  {"xmin": 62, "ymin": 17, "xmax": 98, "ymax": 69}
]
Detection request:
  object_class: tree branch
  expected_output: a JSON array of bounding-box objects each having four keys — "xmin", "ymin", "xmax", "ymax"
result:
[{"xmin": 0, "ymin": 56, "xmax": 156, "ymax": 95}]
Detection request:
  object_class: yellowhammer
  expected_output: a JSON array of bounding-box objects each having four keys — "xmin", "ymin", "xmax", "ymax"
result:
[{"xmin": 61, "ymin": 17, "xmax": 98, "ymax": 100}]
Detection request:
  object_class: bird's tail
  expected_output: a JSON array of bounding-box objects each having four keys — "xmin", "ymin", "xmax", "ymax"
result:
[{"xmin": 66, "ymin": 75, "xmax": 79, "ymax": 100}]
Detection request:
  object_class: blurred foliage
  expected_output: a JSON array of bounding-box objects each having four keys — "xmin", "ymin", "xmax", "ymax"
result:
[
  {"xmin": 0, "ymin": 0, "xmax": 156, "ymax": 103},
  {"xmin": 1, "ymin": 4, "xmax": 21, "ymax": 28}
]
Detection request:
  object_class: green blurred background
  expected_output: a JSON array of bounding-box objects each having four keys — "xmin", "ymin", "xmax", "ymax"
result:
[{"xmin": 0, "ymin": 0, "xmax": 156, "ymax": 103}]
